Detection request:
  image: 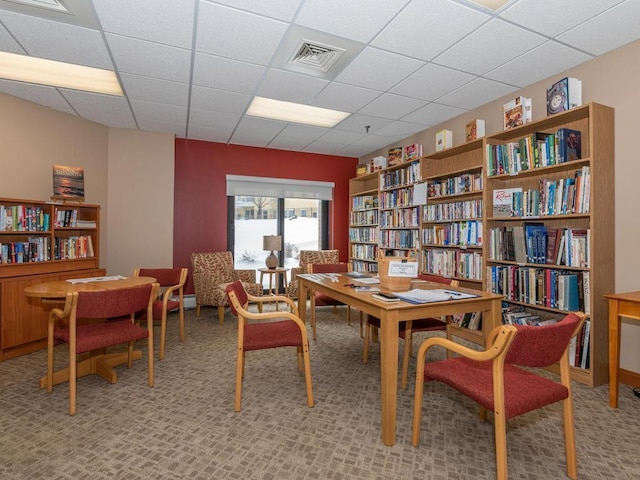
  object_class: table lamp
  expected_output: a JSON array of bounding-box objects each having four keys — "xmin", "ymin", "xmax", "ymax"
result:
[{"xmin": 263, "ymin": 235, "xmax": 282, "ymax": 269}]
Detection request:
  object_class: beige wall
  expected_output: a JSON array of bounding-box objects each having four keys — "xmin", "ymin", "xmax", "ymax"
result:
[
  {"xmin": 0, "ymin": 92, "xmax": 174, "ymax": 277},
  {"xmin": 364, "ymin": 38, "xmax": 640, "ymax": 374}
]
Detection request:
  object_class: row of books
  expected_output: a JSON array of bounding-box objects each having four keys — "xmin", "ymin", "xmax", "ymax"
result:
[
  {"xmin": 379, "ymin": 187, "xmax": 415, "ymax": 209},
  {"xmin": 379, "ymin": 160, "xmax": 421, "ymax": 189},
  {"xmin": 349, "ymin": 227, "xmax": 378, "ymax": 243},
  {"xmin": 379, "ymin": 229, "xmax": 419, "ymax": 250},
  {"xmin": 350, "ymin": 244, "xmax": 377, "ymax": 261},
  {"xmin": 451, "ymin": 311, "xmax": 482, "ymax": 330},
  {"xmin": 426, "ymin": 172, "xmax": 482, "ymax": 198},
  {"xmin": 421, "ymin": 220, "xmax": 483, "ymax": 247},
  {"xmin": 423, "ymin": 249, "xmax": 483, "ymax": 281},
  {"xmin": 351, "ymin": 260, "xmax": 378, "ymax": 273},
  {"xmin": 423, "ymin": 199, "xmax": 483, "ymax": 222},
  {"xmin": 0, "ymin": 238, "xmax": 51, "ymax": 263},
  {"xmin": 569, "ymin": 319, "xmax": 590, "ymax": 369},
  {"xmin": 492, "ymin": 169, "xmax": 590, "ymax": 219},
  {"xmin": 487, "ymin": 266, "xmax": 590, "ymax": 313},
  {"xmin": 52, "ymin": 236, "xmax": 95, "ymax": 260},
  {"xmin": 349, "ymin": 210, "xmax": 378, "ymax": 226},
  {"xmin": 488, "ymin": 225, "xmax": 589, "ymax": 267},
  {"xmin": 0, "ymin": 205, "xmax": 51, "ymax": 232},
  {"xmin": 351, "ymin": 195, "xmax": 378, "ymax": 211},
  {"xmin": 486, "ymin": 128, "xmax": 581, "ymax": 176},
  {"xmin": 380, "ymin": 207, "xmax": 420, "ymax": 229},
  {"xmin": 501, "ymin": 305, "xmax": 558, "ymax": 326}
]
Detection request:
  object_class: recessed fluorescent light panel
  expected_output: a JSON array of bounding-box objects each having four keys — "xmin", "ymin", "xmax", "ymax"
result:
[
  {"xmin": 247, "ymin": 97, "xmax": 350, "ymax": 128},
  {"xmin": 465, "ymin": 0, "xmax": 513, "ymax": 11},
  {"xmin": 0, "ymin": 52, "xmax": 123, "ymax": 96}
]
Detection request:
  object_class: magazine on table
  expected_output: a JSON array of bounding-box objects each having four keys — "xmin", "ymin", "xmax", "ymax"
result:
[{"xmin": 394, "ymin": 288, "xmax": 478, "ymax": 304}]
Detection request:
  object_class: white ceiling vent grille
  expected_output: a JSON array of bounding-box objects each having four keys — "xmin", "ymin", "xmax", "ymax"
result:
[{"xmin": 289, "ymin": 40, "xmax": 346, "ymax": 73}]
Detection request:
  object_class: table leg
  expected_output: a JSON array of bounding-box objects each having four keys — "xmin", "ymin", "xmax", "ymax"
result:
[
  {"xmin": 608, "ymin": 299, "xmax": 621, "ymax": 408},
  {"xmin": 298, "ymin": 280, "xmax": 308, "ymax": 326},
  {"xmin": 379, "ymin": 310, "xmax": 399, "ymax": 446}
]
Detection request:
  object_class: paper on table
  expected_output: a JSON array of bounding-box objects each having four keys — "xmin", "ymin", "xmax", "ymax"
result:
[
  {"xmin": 395, "ymin": 288, "xmax": 478, "ymax": 304},
  {"xmin": 353, "ymin": 277, "xmax": 380, "ymax": 284},
  {"xmin": 67, "ymin": 275, "xmax": 127, "ymax": 284}
]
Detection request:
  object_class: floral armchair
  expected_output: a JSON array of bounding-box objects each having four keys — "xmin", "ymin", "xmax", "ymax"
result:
[
  {"xmin": 286, "ymin": 249, "xmax": 340, "ymax": 299},
  {"xmin": 191, "ymin": 251, "xmax": 262, "ymax": 324}
]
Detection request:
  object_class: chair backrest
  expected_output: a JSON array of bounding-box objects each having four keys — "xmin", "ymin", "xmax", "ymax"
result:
[
  {"xmin": 225, "ymin": 280, "xmax": 248, "ymax": 317},
  {"xmin": 75, "ymin": 283, "xmax": 156, "ymax": 319},
  {"xmin": 191, "ymin": 252, "xmax": 234, "ymax": 283},
  {"xmin": 505, "ymin": 312, "xmax": 585, "ymax": 367},
  {"xmin": 135, "ymin": 267, "xmax": 187, "ymax": 289},
  {"xmin": 308, "ymin": 262, "xmax": 351, "ymax": 274},
  {"xmin": 417, "ymin": 273, "xmax": 459, "ymax": 287},
  {"xmin": 299, "ymin": 250, "xmax": 340, "ymax": 274}
]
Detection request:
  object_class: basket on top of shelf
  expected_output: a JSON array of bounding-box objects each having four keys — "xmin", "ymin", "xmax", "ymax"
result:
[{"xmin": 377, "ymin": 251, "xmax": 418, "ymax": 291}]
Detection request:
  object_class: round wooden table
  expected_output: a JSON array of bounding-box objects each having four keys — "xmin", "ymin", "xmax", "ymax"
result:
[{"xmin": 26, "ymin": 275, "xmax": 157, "ymax": 389}]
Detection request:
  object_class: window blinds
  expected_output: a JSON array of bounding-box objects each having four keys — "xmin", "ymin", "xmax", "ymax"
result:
[{"xmin": 226, "ymin": 175, "xmax": 334, "ymax": 200}]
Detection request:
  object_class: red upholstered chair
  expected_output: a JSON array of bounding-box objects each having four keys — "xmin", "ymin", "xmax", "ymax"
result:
[
  {"xmin": 225, "ymin": 280, "xmax": 313, "ymax": 412},
  {"xmin": 362, "ymin": 273, "xmax": 458, "ymax": 389},
  {"xmin": 308, "ymin": 262, "xmax": 362, "ymax": 340},
  {"xmin": 46, "ymin": 282, "xmax": 159, "ymax": 415},
  {"xmin": 412, "ymin": 312, "xmax": 586, "ymax": 480},
  {"xmin": 286, "ymin": 249, "xmax": 339, "ymax": 299},
  {"xmin": 134, "ymin": 267, "xmax": 188, "ymax": 360},
  {"xmin": 191, "ymin": 251, "xmax": 262, "ymax": 324}
]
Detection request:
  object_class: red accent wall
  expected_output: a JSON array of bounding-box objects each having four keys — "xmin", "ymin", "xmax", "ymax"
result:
[{"xmin": 174, "ymin": 139, "xmax": 358, "ymax": 292}]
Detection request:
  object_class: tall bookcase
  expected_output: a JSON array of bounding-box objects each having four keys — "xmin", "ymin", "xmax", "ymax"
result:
[
  {"xmin": 484, "ymin": 103, "xmax": 614, "ymax": 387},
  {"xmin": 0, "ymin": 198, "xmax": 104, "ymax": 361},
  {"xmin": 349, "ymin": 172, "xmax": 380, "ymax": 273}
]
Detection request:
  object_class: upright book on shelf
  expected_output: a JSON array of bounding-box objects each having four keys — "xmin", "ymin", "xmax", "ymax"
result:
[{"xmin": 547, "ymin": 77, "xmax": 582, "ymax": 115}]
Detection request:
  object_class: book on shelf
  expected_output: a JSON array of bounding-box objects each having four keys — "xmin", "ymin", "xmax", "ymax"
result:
[
  {"xmin": 371, "ymin": 155, "xmax": 387, "ymax": 172},
  {"xmin": 435, "ymin": 129, "xmax": 452, "ymax": 151},
  {"xmin": 582, "ymin": 271, "xmax": 590, "ymax": 314},
  {"xmin": 523, "ymin": 222, "xmax": 547, "ymax": 264},
  {"xmin": 547, "ymin": 77, "xmax": 582, "ymax": 115},
  {"xmin": 503, "ymin": 96, "xmax": 532, "ymax": 130},
  {"xmin": 404, "ymin": 143, "xmax": 422, "ymax": 162},
  {"xmin": 545, "ymin": 227, "xmax": 562, "ymax": 264},
  {"xmin": 492, "ymin": 188, "xmax": 522, "ymax": 217},
  {"xmin": 52, "ymin": 165, "xmax": 85, "ymax": 200},
  {"xmin": 356, "ymin": 163, "xmax": 370, "ymax": 177},
  {"xmin": 465, "ymin": 119, "xmax": 485, "ymax": 142},
  {"xmin": 387, "ymin": 147, "xmax": 404, "ymax": 166},
  {"xmin": 557, "ymin": 128, "xmax": 582, "ymax": 162}
]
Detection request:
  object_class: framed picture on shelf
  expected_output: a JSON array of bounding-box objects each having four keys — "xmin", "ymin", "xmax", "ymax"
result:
[{"xmin": 52, "ymin": 165, "xmax": 85, "ymax": 201}]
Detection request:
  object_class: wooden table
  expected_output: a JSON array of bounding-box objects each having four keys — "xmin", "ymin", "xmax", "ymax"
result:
[
  {"xmin": 297, "ymin": 274, "xmax": 503, "ymax": 446},
  {"xmin": 25, "ymin": 275, "xmax": 156, "ymax": 389},
  {"xmin": 258, "ymin": 267, "xmax": 289, "ymax": 310},
  {"xmin": 604, "ymin": 291, "xmax": 640, "ymax": 408}
]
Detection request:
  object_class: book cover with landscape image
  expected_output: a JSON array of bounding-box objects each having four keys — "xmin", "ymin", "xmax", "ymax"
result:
[{"xmin": 53, "ymin": 165, "xmax": 85, "ymax": 200}]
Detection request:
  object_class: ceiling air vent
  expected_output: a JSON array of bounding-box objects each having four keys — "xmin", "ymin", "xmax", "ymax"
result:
[{"xmin": 288, "ymin": 40, "xmax": 346, "ymax": 73}]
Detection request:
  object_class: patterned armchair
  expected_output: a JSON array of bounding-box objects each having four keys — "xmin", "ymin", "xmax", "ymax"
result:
[
  {"xmin": 286, "ymin": 250, "xmax": 340, "ymax": 299},
  {"xmin": 191, "ymin": 251, "xmax": 263, "ymax": 324}
]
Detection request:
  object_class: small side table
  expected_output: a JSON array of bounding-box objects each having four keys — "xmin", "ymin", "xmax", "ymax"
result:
[{"xmin": 258, "ymin": 267, "xmax": 289, "ymax": 311}]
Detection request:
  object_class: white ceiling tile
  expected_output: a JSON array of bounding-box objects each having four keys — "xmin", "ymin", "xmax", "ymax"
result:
[
  {"xmin": 557, "ymin": 0, "xmax": 640, "ymax": 56},
  {"xmin": 294, "ymin": 0, "xmax": 409, "ymax": 43},
  {"xmin": 60, "ymin": 89, "xmax": 133, "ymax": 117},
  {"xmin": 231, "ymin": 116, "xmax": 286, "ymax": 146},
  {"xmin": 312, "ymin": 83, "xmax": 382, "ymax": 113},
  {"xmin": 187, "ymin": 125, "xmax": 233, "ymax": 143},
  {"xmin": 0, "ymin": 10, "xmax": 113, "ymax": 69},
  {"xmin": 333, "ymin": 113, "xmax": 394, "ymax": 135},
  {"xmin": 390, "ymin": 64, "xmax": 475, "ymax": 101},
  {"xmin": 93, "ymin": 0, "xmax": 195, "ymax": 48},
  {"xmin": 106, "ymin": 34, "xmax": 192, "ymax": 83},
  {"xmin": 196, "ymin": 2, "xmax": 288, "ymax": 65},
  {"xmin": 357, "ymin": 93, "xmax": 427, "ymax": 120},
  {"xmin": 130, "ymin": 99, "xmax": 187, "ymax": 124},
  {"xmin": 0, "ymin": 21, "xmax": 24, "ymax": 54},
  {"xmin": 318, "ymin": 129, "xmax": 366, "ymax": 144},
  {"xmin": 485, "ymin": 41, "xmax": 593, "ymax": 87},
  {"xmin": 371, "ymin": 0, "xmax": 489, "ymax": 61},
  {"xmin": 350, "ymin": 134, "xmax": 400, "ymax": 151},
  {"xmin": 0, "ymin": 79, "xmax": 76, "ymax": 114},
  {"xmin": 256, "ymin": 69, "xmax": 329, "ymax": 103},
  {"xmin": 208, "ymin": 0, "xmax": 303, "ymax": 21},
  {"xmin": 334, "ymin": 47, "xmax": 424, "ymax": 91},
  {"xmin": 374, "ymin": 121, "xmax": 427, "ymax": 138},
  {"xmin": 436, "ymin": 77, "xmax": 517, "ymax": 110},
  {"xmin": 332, "ymin": 144, "xmax": 372, "ymax": 157},
  {"xmin": 434, "ymin": 19, "xmax": 546, "ymax": 76},
  {"xmin": 401, "ymin": 102, "xmax": 466, "ymax": 126},
  {"xmin": 302, "ymin": 141, "xmax": 345, "ymax": 155},
  {"xmin": 190, "ymin": 85, "xmax": 252, "ymax": 114},
  {"xmin": 80, "ymin": 111, "xmax": 137, "ymax": 129},
  {"xmin": 268, "ymin": 136, "xmax": 313, "ymax": 150},
  {"xmin": 189, "ymin": 108, "xmax": 241, "ymax": 129},
  {"xmin": 120, "ymin": 73, "xmax": 189, "ymax": 107},
  {"xmin": 277, "ymin": 123, "xmax": 328, "ymax": 140},
  {"xmin": 192, "ymin": 52, "xmax": 265, "ymax": 93},
  {"xmin": 137, "ymin": 119, "xmax": 184, "ymax": 137},
  {"xmin": 500, "ymin": 0, "xmax": 624, "ymax": 37}
]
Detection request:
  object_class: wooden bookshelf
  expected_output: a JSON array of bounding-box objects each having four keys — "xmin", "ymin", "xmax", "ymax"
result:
[
  {"xmin": 0, "ymin": 198, "xmax": 104, "ymax": 360},
  {"xmin": 349, "ymin": 172, "xmax": 379, "ymax": 273}
]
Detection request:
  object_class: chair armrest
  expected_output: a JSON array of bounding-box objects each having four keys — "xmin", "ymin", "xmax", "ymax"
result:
[
  {"xmin": 236, "ymin": 308, "xmax": 308, "ymax": 336},
  {"xmin": 233, "ymin": 269, "xmax": 256, "ymax": 283}
]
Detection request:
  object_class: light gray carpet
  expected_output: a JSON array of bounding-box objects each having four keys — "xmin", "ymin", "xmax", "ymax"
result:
[{"xmin": 1, "ymin": 304, "xmax": 639, "ymax": 479}]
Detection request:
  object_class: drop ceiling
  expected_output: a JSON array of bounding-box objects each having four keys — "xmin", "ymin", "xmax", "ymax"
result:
[{"xmin": 0, "ymin": 0, "xmax": 639, "ymax": 158}]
